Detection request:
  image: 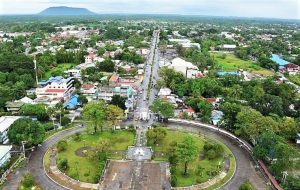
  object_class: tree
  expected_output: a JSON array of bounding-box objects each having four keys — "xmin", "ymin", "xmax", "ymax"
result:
[
  {"xmin": 110, "ymin": 95, "xmax": 126, "ymax": 110},
  {"xmin": 175, "ymin": 136, "xmax": 198, "ymax": 176},
  {"xmin": 21, "ymin": 104, "xmax": 49, "ymax": 121},
  {"xmin": 254, "ymin": 131, "xmax": 278, "ymax": 160},
  {"xmin": 235, "ymin": 108, "xmax": 278, "ymax": 143},
  {"xmin": 97, "ymin": 58, "xmax": 115, "ymax": 72},
  {"xmin": 219, "ymin": 102, "xmax": 242, "ymax": 129},
  {"xmin": 8, "ymin": 118, "xmax": 45, "ymax": 146},
  {"xmin": 203, "ymin": 142, "xmax": 224, "ymax": 159},
  {"xmin": 82, "ymin": 101, "xmax": 106, "ymax": 133},
  {"xmin": 61, "ymin": 116, "xmax": 71, "ymax": 126},
  {"xmin": 198, "ymin": 100, "xmax": 213, "ymax": 123},
  {"xmin": 150, "ymin": 99, "xmax": 174, "ymax": 121},
  {"xmin": 239, "ymin": 181, "xmax": 253, "ymax": 190},
  {"xmin": 278, "ymin": 117, "xmax": 299, "ymax": 140},
  {"xmin": 146, "ymin": 127, "xmax": 167, "ymax": 145},
  {"xmin": 20, "ymin": 173, "xmax": 36, "ymax": 189},
  {"xmin": 78, "ymin": 94, "xmax": 88, "ymax": 105},
  {"xmin": 106, "ymin": 105, "xmax": 124, "ymax": 131},
  {"xmin": 250, "ymin": 94, "xmax": 283, "ymax": 116}
]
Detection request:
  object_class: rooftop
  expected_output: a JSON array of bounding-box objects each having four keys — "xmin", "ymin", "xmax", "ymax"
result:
[
  {"xmin": 0, "ymin": 116, "xmax": 22, "ymax": 133},
  {"xmin": 271, "ymin": 54, "xmax": 290, "ymax": 66}
]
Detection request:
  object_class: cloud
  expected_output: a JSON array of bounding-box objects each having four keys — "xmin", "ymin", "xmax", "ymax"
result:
[{"xmin": 0, "ymin": 0, "xmax": 299, "ymax": 19}]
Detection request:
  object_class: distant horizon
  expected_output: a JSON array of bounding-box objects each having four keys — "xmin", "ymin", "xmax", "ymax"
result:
[
  {"xmin": 0, "ymin": 7, "xmax": 299, "ymax": 22},
  {"xmin": 0, "ymin": 0, "xmax": 299, "ymax": 20}
]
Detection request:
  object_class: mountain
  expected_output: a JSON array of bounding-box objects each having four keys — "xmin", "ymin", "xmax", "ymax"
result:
[{"xmin": 38, "ymin": 6, "xmax": 96, "ymax": 16}]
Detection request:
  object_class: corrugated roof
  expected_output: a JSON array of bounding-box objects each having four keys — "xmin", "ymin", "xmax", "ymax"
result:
[{"xmin": 0, "ymin": 116, "xmax": 22, "ymax": 133}]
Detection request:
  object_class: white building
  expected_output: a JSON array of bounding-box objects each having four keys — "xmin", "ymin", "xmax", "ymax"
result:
[
  {"xmin": 0, "ymin": 116, "xmax": 22, "ymax": 144},
  {"xmin": 0, "ymin": 145, "xmax": 12, "ymax": 167},
  {"xmin": 166, "ymin": 58, "xmax": 201, "ymax": 79},
  {"xmin": 169, "ymin": 39, "xmax": 201, "ymax": 49},
  {"xmin": 218, "ymin": 44, "xmax": 237, "ymax": 52},
  {"xmin": 36, "ymin": 76, "xmax": 74, "ymax": 101}
]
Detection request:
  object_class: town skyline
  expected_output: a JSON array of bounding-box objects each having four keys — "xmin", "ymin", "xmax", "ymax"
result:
[{"xmin": 0, "ymin": 0, "xmax": 300, "ymax": 20}]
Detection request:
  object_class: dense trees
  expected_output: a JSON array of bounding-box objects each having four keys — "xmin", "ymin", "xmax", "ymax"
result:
[
  {"xmin": 106, "ymin": 105, "xmax": 124, "ymax": 131},
  {"xmin": 115, "ymin": 49, "xmax": 145, "ymax": 64},
  {"xmin": 8, "ymin": 118, "xmax": 45, "ymax": 146},
  {"xmin": 97, "ymin": 58, "xmax": 115, "ymax": 72},
  {"xmin": 110, "ymin": 95, "xmax": 126, "ymax": 110},
  {"xmin": 21, "ymin": 104, "xmax": 49, "ymax": 121},
  {"xmin": 150, "ymin": 99, "xmax": 175, "ymax": 121}
]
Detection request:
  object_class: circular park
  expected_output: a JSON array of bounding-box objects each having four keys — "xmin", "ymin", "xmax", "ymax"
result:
[{"xmin": 43, "ymin": 125, "xmax": 236, "ymax": 190}]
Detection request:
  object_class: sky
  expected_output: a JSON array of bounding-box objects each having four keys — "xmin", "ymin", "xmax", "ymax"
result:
[{"xmin": 0, "ymin": 0, "xmax": 299, "ymax": 19}]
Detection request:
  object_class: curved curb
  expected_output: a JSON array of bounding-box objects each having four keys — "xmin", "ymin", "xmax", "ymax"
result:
[
  {"xmin": 43, "ymin": 149, "xmax": 72, "ymax": 190},
  {"xmin": 167, "ymin": 123, "xmax": 237, "ymax": 190}
]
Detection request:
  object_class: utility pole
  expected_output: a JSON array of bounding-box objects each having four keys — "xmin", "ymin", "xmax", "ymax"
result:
[
  {"xmin": 21, "ymin": 141, "xmax": 27, "ymax": 158},
  {"xmin": 33, "ymin": 56, "xmax": 39, "ymax": 87}
]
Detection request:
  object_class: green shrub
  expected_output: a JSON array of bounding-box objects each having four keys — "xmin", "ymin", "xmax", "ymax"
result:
[
  {"xmin": 61, "ymin": 116, "xmax": 71, "ymax": 126},
  {"xmin": 171, "ymin": 175, "xmax": 178, "ymax": 186},
  {"xmin": 57, "ymin": 140, "xmax": 68, "ymax": 152},
  {"xmin": 73, "ymin": 132, "xmax": 81, "ymax": 141},
  {"xmin": 58, "ymin": 158, "xmax": 68, "ymax": 172},
  {"xmin": 239, "ymin": 181, "xmax": 253, "ymax": 190},
  {"xmin": 20, "ymin": 173, "xmax": 35, "ymax": 188}
]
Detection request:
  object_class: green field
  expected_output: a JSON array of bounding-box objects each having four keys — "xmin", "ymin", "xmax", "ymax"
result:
[
  {"xmin": 56, "ymin": 130, "xmax": 135, "ymax": 183},
  {"xmin": 151, "ymin": 130, "xmax": 226, "ymax": 187},
  {"xmin": 43, "ymin": 63, "xmax": 76, "ymax": 79},
  {"xmin": 211, "ymin": 53, "xmax": 273, "ymax": 75}
]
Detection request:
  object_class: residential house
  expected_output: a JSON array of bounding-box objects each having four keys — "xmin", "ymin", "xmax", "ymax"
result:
[
  {"xmin": 81, "ymin": 84, "xmax": 97, "ymax": 97},
  {"xmin": 218, "ymin": 44, "xmax": 237, "ymax": 52},
  {"xmin": 283, "ymin": 63, "xmax": 300, "ymax": 75},
  {"xmin": 0, "ymin": 145, "xmax": 12, "ymax": 167},
  {"xmin": 109, "ymin": 74, "xmax": 120, "ymax": 87},
  {"xmin": 0, "ymin": 116, "xmax": 22, "ymax": 144},
  {"xmin": 5, "ymin": 101, "xmax": 24, "ymax": 114}
]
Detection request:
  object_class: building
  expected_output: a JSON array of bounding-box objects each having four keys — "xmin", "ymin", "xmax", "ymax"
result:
[
  {"xmin": 283, "ymin": 63, "xmax": 300, "ymax": 75},
  {"xmin": 36, "ymin": 76, "xmax": 74, "ymax": 101},
  {"xmin": 0, "ymin": 116, "xmax": 22, "ymax": 144},
  {"xmin": 166, "ymin": 58, "xmax": 201, "ymax": 79},
  {"xmin": 169, "ymin": 39, "xmax": 201, "ymax": 49},
  {"xmin": 296, "ymin": 133, "xmax": 300, "ymax": 144},
  {"xmin": 81, "ymin": 84, "xmax": 98, "ymax": 97},
  {"xmin": 5, "ymin": 101, "xmax": 24, "ymax": 114},
  {"xmin": 218, "ymin": 44, "xmax": 237, "ymax": 52},
  {"xmin": 109, "ymin": 74, "xmax": 120, "ymax": 87},
  {"xmin": 0, "ymin": 145, "xmax": 12, "ymax": 167},
  {"xmin": 85, "ymin": 52, "xmax": 95, "ymax": 64}
]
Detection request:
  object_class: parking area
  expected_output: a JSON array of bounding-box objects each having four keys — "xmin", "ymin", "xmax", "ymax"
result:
[{"xmin": 100, "ymin": 160, "xmax": 171, "ymax": 190}]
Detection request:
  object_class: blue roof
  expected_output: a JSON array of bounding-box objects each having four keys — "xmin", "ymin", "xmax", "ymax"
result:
[
  {"xmin": 271, "ymin": 54, "xmax": 290, "ymax": 66},
  {"xmin": 65, "ymin": 94, "xmax": 80, "ymax": 109},
  {"xmin": 217, "ymin": 71, "xmax": 239, "ymax": 76}
]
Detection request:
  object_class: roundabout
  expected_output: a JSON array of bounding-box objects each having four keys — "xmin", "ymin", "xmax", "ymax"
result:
[{"xmin": 3, "ymin": 121, "xmax": 268, "ymax": 190}]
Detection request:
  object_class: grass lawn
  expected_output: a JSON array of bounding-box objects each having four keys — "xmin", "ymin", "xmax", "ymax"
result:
[
  {"xmin": 56, "ymin": 130, "xmax": 135, "ymax": 183},
  {"xmin": 288, "ymin": 74, "xmax": 300, "ymax": 85},
  {"xmin": 211, "ymin": 53, "xmax": 273, "ymax": 75},
  {"xmin": 151, "ymin": 130, "xmax": 225, "ymax": 187},
  {"xmin": 43, "ymin": 63, "xmax": 76, "ymax": 79}
]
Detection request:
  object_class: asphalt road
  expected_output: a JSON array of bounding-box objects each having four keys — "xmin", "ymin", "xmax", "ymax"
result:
[
  {"xmin": 166, "ymin": 122, "xmax": 268, "ymax": 190},
  {"xmin": 3, "ymin": 125, "xmax": 85, "ymax": 190}
]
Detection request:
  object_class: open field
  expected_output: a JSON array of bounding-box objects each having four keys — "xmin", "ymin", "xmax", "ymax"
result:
[
  {"xmin": 150, "ymin": 130, "xmax": 226, "ymax": 187},
  {"xmin": 56, "ymin": 130, "xmax": 135, "ymax": 183},
  {"xmin": 43, "ymin": 63, "xmax": 76, "ymax": 79},
  {"xmin": 211, "ymin": 53, "xmax": 273, "ymax": 75}
]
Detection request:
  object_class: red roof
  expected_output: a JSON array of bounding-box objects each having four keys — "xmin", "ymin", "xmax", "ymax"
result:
[
  {"xmin": 184, "ymin": 107, "xmax": 195, "ymax": 113},
  {"xmin": 285, "ymin": 63, "xmax": 300, "ymax": 69},
  {"xmin": 109, "ymin": 75, "xmax": 119, "ymax": 82},
  {"xmin": 45, "ymin": 89, "xmax": 66, "ymax": 93},
  {"xmin": 206, "ymin": 98, "xmax": 217, "ymax": 103},
  {"xmin": 82, "ymin": 84, "xmax": 95, "ymax": 90}
]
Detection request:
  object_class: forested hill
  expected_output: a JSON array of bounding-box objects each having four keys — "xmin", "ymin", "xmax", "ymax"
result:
[{"xmin": 38, "ymin": 6, "xmax": 96, "ymax": 16}]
